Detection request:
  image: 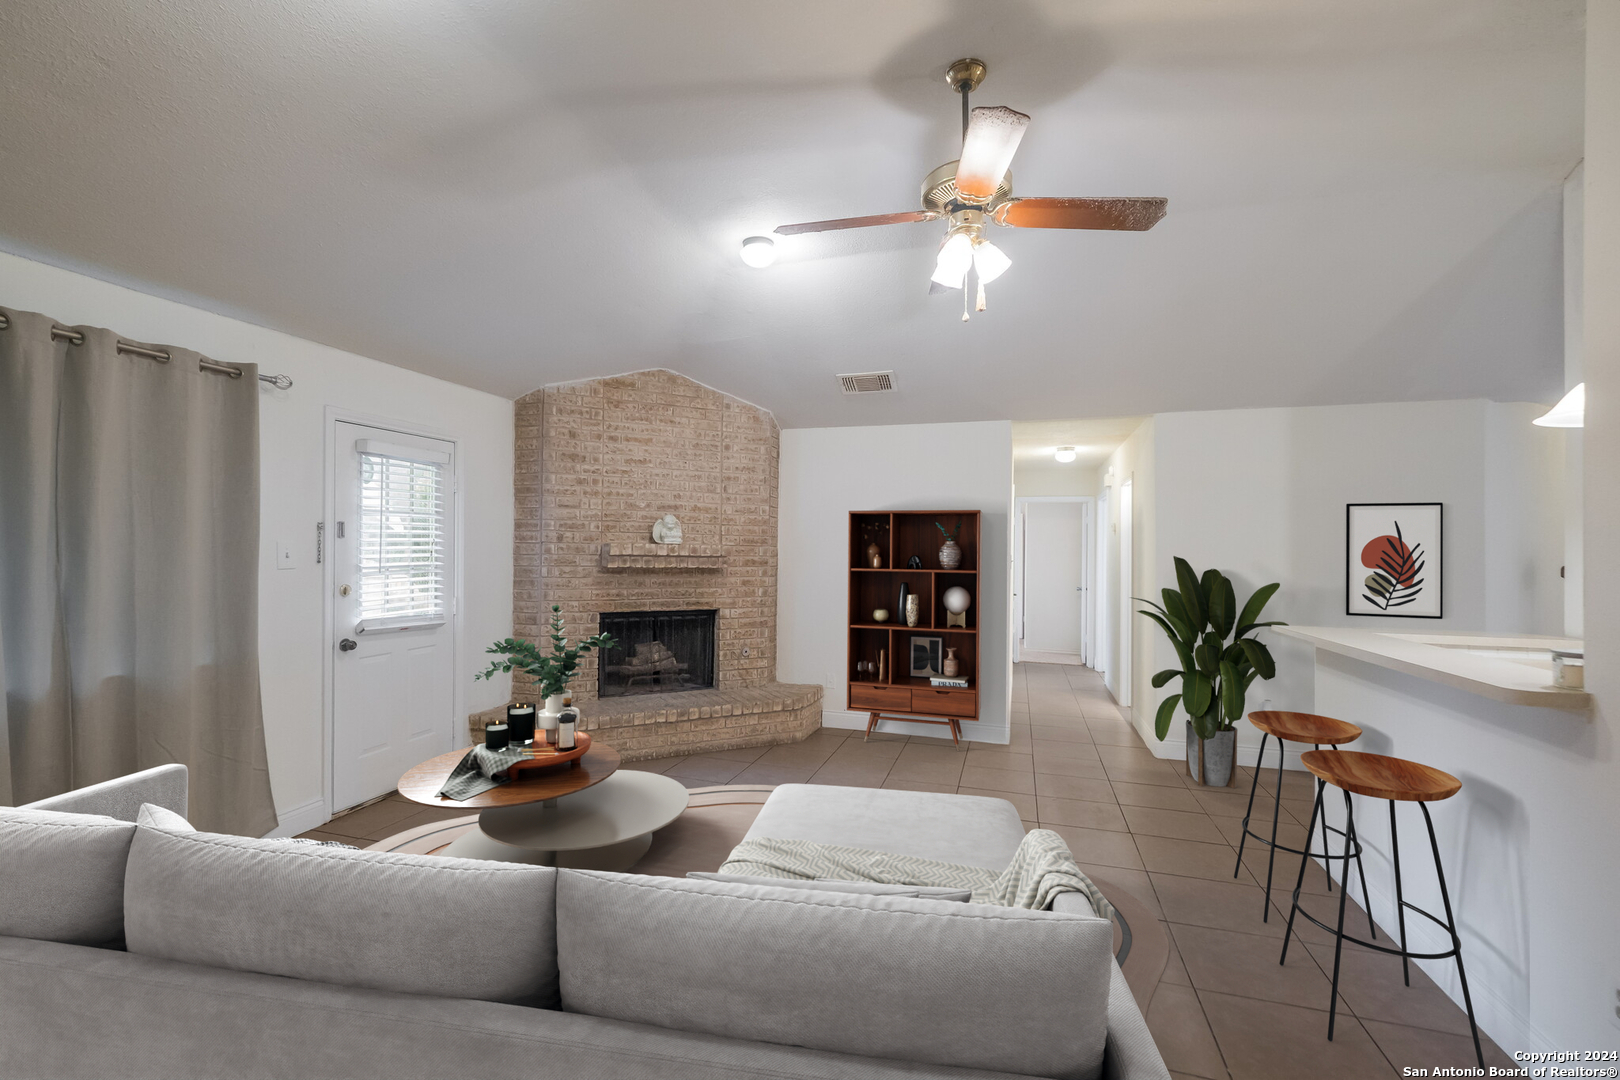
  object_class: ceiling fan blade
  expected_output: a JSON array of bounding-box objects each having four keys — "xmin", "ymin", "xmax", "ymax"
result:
[
  {"xmin": 774, "ymin": 210, "xmax": 939, "ymax": 236},
  {"xmin": 954, "ymin": 106, "xmax": 1030, "ymax": 202},
  {"xmin": 992, "ymin": 197, "xmax": 1167, "ymax": 231}
]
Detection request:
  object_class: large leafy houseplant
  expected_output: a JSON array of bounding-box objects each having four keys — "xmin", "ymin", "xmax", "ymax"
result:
[
  {"xmin": 1137, "ymin": 558, "xmax": 1285, "ymax": 744},
  {"xmin": 476, "ymin": 605, "xmax": 617, "ymax": 699}
]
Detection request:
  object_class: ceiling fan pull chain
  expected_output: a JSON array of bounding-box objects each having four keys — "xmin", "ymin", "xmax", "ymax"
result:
[
  {"xmin": 961, "ymin": 281, "xmax": 971, "ymax": 322},
  {"xmin": 975, "ymin": 278, "xmax": 987, "ymax": 313}
]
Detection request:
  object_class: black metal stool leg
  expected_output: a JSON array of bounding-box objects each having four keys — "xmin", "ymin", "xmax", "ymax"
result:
[
  {"xmin": 1318, "ymin": 745, "xmax": 1335, "ymax": 894},
  {"xmin": 1279, "ymin": 778, "xmax": 1324, "ymax": 966},
  {"xmin": 1422, "ymin": 802, "xmax": 1484, "ymax": 1069},
  {"xmin": 1235, "ymin": 733, "xmax": 1267, "ymax": 876},
  {"xmin": 1325, "ymin": 788, "xmax": 1358, "ymax": 1040},
  {"xmin": 1261, "ymin": 735, "xmax": 1287, "ymax": 919},
  {"xmin": 1390, "ymin": 800, "xmax": 1409, "ymax": 985}
]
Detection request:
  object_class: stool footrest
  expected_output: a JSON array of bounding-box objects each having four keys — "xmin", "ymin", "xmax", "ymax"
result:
[
  {"xmin": 1240, "ymin": 820, "xmax": 1358, "ymax": 863},
  {"xmin": 1291, "ymin": 905, "xmax": 1462, "ymax": 961}
]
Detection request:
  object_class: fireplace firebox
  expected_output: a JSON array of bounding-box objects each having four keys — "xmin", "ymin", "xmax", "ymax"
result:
[{"xmin": 597, "ymin": 609, "xmax": 717, "ymax": 697}]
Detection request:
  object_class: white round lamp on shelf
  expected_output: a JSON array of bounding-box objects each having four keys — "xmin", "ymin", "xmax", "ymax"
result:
[{"xmin": 943, "ymin": 586, "xmax": 972, "ymax": 628}]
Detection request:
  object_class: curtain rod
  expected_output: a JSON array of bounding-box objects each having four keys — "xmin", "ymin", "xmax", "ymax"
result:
[{"xmin": 0, "ymin": 314, "xmax": 294, "ymax": 390}]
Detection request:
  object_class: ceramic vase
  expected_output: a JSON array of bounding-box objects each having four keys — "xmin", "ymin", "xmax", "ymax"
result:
[
  {"xmin": 866, "ymin": 542, "xmax": 883, "ymax": 568},
  {"xmin": 905, "ymin": 594, "xmax": 920, "ymax": 627},
  {"xmin": 938, "ymin": 539, "xmax": 962, "ymax": 569},
  {"xmin": 942, "ymin": 647, "xmax": 959, "ymax": 678},
  {"xmin": 538, "ymin": 693, "xmax": 567, "ymax": 732}
]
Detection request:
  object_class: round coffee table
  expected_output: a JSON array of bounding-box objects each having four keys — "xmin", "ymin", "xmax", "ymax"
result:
[{"xmin": 397, "ymin": 743, "xmax": 689, "ymax": 869}]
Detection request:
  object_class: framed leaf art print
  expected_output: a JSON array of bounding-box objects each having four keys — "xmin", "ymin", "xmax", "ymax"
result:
[{"xmin": 1346, "ymin": 503, "xmax": 1443, "ymax": 618}]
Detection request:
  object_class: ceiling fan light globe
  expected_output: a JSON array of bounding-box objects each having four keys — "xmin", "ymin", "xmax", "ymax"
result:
[
  {"xmin": 739, "ymin": 236, "xmax": 777, "ymax": 268},
  {"xmin": 973, "ymin": 240, "xmax": 1011, "ymax": 284},
  {"xmin": 931, "ymin": 230, "xmax": 974, "ymax": 289}
]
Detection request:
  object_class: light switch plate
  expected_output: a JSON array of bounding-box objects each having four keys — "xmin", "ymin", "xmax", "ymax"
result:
[{"xmin": 275, "ymin": 541, "xmax": 296, "ymax": 570}]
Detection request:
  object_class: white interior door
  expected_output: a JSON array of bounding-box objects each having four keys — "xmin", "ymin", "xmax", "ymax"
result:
[
  {"xmin": 331, "ymin": 422, "xmax": 457, "ymax": 811},
  {"xmin": 1020, "ymin": 501, "xmax": 1088, "ymax": 662},
  {"xmin": 1095, "ymin": 488, "xmax": 1111, "ymax": 678},
  {"xmin": 1117, "ymin": 478, "xmax": 1134, "ymax": 707}
]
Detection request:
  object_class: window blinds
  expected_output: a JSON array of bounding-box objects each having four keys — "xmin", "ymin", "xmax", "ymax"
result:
[{"xmin": 357, "ymin": 449, "xmax": 446, "ymax": 629}]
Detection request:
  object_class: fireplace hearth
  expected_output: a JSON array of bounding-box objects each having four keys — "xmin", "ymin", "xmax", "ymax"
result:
[{"xmin": 598, "ymin": 609, "xmax": 717, "ymax": 698}]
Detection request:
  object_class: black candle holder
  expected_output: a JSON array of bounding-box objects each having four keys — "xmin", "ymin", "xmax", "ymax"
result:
[
  {"xmin": 506, "ymin": 703, "xmax": 536, "ymax": 747},
  {"xmin": 484, "ymin": 722, "xmax": 509, "ymax": 750}
]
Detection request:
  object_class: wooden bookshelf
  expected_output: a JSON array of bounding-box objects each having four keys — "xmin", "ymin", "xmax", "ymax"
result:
[{"xmin": 848, "ymin": 510, "xmax": 981, "ymax": 744}]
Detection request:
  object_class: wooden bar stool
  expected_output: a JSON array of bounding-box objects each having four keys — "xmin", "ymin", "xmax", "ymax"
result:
[
  {"xmin": 1281, "ymin": 749, "xmax": 1483, "ymax": 1069},
  {"xmin": 1236, "ymin": 711, "xmax": 1374, "ymax": 933}
]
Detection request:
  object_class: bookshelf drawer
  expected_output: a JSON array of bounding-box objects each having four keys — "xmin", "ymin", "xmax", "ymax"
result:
[
  {"xmin": 850, "ymin": 684, "xmax": 912, "ymax": 711},
  {"xmin": 913, "ymin": 687, "xmax": 976, "ymax": 717}
]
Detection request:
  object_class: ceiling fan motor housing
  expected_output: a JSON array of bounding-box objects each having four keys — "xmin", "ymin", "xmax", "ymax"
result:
[{"xmin": 921, "ymin": 161, "xmax": 1013, "ymax": 217}]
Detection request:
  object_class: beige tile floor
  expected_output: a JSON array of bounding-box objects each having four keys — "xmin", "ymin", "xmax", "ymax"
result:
[{"xmin": 308, "ymin": 661, "xmax": 1512, "ymax": 1079}]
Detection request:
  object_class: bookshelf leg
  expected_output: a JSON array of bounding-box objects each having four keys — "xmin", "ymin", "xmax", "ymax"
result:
[{"xmin": 865, "ymin": 712, "xmax": 880, "ymax": 741}]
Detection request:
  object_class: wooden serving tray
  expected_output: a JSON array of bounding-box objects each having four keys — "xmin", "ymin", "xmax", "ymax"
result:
[{"xmin": 506, "ymin": 731, "xmax": 593, "ymax": 780}]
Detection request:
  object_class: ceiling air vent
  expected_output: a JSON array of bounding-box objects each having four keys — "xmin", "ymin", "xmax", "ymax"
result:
[{"xmin": 838, "ymin": 371, "xmax": 896, "ymax": 395}]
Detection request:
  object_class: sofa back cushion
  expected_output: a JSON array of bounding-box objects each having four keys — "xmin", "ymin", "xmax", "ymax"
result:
[
  {"xmin": 686, "ymin": 871, "xmax": 971, "ymax": 902},
  {"xmin": 123, "ymin": 826, "xmax": 559, "ymax": 1005},
  {"xmin": 555, "ymin": 870, "xmax": 1113, "ymax": 1080},
  {"xmin": 0, "ymin": 807, "xmax": 135, "ymax": 946}
]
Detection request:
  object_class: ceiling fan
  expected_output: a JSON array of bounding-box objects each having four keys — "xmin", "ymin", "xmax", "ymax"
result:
[{"xmin": 773, "ymin": 58, "xmax": 1167, "ymax": 319}]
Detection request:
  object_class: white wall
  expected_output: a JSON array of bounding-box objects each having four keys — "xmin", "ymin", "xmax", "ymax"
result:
[
  {"xmin": 778, "ymin": 421, "xmax": 1014, "ymax": 744},
  {"xmin": 1135, "ymin": 399, "xmax": 1564, "ymax": 762},
  {"xmin": 1098, "ymin": 420, "xmax": 1156, "ymax": 717},
  {"xmin": 1014, "ymin": 462, "xmax": 1100, "ymax": 498},
  {"xmin": 1566, "ymin": 0, "xmax": 1620, "ymax": 1049},
  {"xmin": 0, "ymin": 251, "xmax": 515, "ymax": 834}
]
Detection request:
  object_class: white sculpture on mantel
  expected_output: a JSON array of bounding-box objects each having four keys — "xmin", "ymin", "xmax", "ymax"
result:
[{"xmin": 652, "ymin": 514, "xmax": 683, "ymax": 544}]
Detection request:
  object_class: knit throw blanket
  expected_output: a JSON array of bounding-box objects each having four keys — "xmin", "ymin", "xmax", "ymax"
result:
[
  {"xmin": 436, "ymin": 745, "xmax": 528, "ymax": 801},
  {"xmin": 719, "ymin": 829, "xmax": 1115, "ymax": 921}
]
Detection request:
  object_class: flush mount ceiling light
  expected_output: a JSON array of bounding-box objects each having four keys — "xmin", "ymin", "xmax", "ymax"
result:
[
  {"xmin": 1532, "ymin": 383, "xmax": 1584, "ymax": 428},
  {"xmin": 1054, "ymin": 446, "xmax": 1078, "ymax": 463},
  {"xmin": 772, "ymin": 58, "xmax": 1167, "ymax": 320},
  {"xmin": 739, "ymin": 235, "xmax": 777, "ymax": 268}
]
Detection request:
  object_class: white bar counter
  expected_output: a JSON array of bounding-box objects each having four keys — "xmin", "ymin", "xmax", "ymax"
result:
[
  {"xmin": 1275, "ymin": 626, "xmax": 1590, "ymax": 711},
  {"xmin": 1272, "ymin": 625, "xmax": 1599, "ymax": 1052}
]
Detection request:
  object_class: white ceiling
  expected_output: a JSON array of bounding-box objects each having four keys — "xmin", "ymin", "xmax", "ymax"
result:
[
  {"xmin": 0, "ymin": 0, "xmax": 1582, "ymax": 427},
  {"xmin": 1012, "ymin": 416, "xmax": 1146, "ymax": 472}
]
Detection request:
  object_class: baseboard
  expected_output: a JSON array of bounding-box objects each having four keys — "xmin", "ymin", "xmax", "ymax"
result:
[
  {"xmin": 820, "ymin": 709, "xmax": 1007, "ymax": 746},
  {"xmin": 1018, "ymin": 649, "xmax": 1085, "ymax": 665},
  {"xmin": 263, "ymin": 797, "xmax": 328, "ymax": 839}
]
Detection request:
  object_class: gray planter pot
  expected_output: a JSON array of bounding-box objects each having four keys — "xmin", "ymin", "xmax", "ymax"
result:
[{"xmin": 1186, "ymin": 725, "xmax": 1237, "ymax": 787}]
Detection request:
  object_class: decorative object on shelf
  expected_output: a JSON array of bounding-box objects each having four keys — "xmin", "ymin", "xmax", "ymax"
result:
[
  {"xmin": 1346, "ymin": 503, "xmax": 1443, "ymax": 618},
  {"xmin": 877, "ymin": 648, "xmax": 885, "ymax": 682},
  {"xmin": 936, "ymin": 521, "xmax": 963, "ymax": 569},
  {"xmin": 477, "ymin": 605, "xmax": 618, "ymax": 721},
  {"xmin": 930, "ymin": 675, "xmax": 969, "ymax": 688},
  {"xmin": 910, "ymin": 636, "xmax": 944, "ymax": 677},
  {"xmin": 557, "ymin": 706, "xmax": 579, "ymax": 751},
  {"xmin": 943, "ymin": 585, "xmax": 972, "ymax": 628},
  {"xmin": 896, "ymin": 582, "xmax": 911, "ymax": 623},
  {"xmin": 505, "ymin": 702, "xmax": 537, "ymax": 748},
  {"xmin": 866, "ymin": 542, "xmax": 883, "ymax": 568},
  {"xmin": 1137, "ymin": 558, "xmax": 1284, "ymax": 787},
  {"xmin": 942, "ymin": 646, "xmax": 960, "ymax": 678},
  {"xmin": 484, "ymin": 721, "xmax": 509, "ymax": 750},
  {"xmin": 871, "ymin": 608, "xmax": 889, "ymax": 623},
  {"xmin": 905, "ymin": 593, "xmax": 920, "ymax": 627},
  {"xmin": 907, "ymin": 555, "xmax": 922, "ymax": 569},
  {"xmin": 651, "ymin": 514, "xmax": 683, "ymax": 544}
]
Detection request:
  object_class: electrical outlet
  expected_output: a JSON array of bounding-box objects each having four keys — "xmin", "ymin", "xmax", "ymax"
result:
[{"xmin": 275, "ymin": 541, "xmax": 295, "ymax": 570}]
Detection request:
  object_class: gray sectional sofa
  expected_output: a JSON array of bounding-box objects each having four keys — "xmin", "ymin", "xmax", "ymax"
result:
[{"xmin": 0, "ymin": 768, "xmax": 1169, "ymax": 1080}]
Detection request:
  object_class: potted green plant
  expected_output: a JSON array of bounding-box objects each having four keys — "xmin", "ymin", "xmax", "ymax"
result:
[
  {"xmin": 1136, "ymin": 558, "xmax": 1284, "ymax": 786},
  {"xmin": 476, "ymin": 605, "xmax": 617, "ymax": 732}
]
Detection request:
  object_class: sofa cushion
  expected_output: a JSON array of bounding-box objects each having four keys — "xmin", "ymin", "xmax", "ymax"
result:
[
  {"xmin": 556, "ymin": 870, "xmax": 1114, "ymax": 1080},
  {"xmin": 0, "ymin": 807, "xmax": 135, "ymax": 946},
  {"xmin": 135, "ymin": 803, "xmax": 194, "ymax": 833},
  {"xmin": 744, "ymin": 784, "xmax": 1027, "ymax": 871},
  {"xmin": 687, "ymin": 871, "xmax": 971, "ymax": 902},
  {"xmin": 123, "ymin": 826, "xmax": 559, "ymax": 1006}
]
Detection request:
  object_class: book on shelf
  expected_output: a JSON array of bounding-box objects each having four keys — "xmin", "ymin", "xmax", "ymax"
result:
[{"xmin": 929, "ymin": 676, "xmax": 970, "ymax": 688}]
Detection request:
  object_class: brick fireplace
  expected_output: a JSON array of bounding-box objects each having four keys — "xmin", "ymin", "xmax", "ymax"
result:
[{"xmin": 470, "ymin": 369, "xmax": 822, "ymax": 760}]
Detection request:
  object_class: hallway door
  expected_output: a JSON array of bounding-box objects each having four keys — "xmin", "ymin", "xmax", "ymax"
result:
[{"xmin": 1018, "ymin": 499, "xmax": 1091, "ymax": 663}]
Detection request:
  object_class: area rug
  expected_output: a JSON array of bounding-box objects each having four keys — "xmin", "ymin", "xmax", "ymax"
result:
[{"xmin": 368, "ymin": 783, "xmax": 1165, "ymax": 1006}]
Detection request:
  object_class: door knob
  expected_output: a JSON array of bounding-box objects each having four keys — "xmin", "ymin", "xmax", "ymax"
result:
[{"xmin": 339, "ymin": 638, "xmax": 358, "ymax": 652}]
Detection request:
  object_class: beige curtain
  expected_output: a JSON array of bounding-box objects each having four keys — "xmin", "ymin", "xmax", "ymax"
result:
[{"xmin": 0, "ymin": 305, "xmax": 276, "ymax": 835}]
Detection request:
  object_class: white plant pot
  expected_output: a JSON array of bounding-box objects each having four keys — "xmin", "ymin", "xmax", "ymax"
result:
[{"xmin": 539, "ymin": 693, "xmax": 567, "ymax": 731}]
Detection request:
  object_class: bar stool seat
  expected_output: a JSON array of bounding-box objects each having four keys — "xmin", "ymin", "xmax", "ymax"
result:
[
  {"xmin": 1299, "ymin": 749, "xmax": 1461, "ymax": 802},
  {"xmin": 1283, "ymin": 749, "xmax": 1482, "ymax": 1068},
  {"xmin": 1235, "ymin": 712, "xmax": 1373, "ymax": 931},
  {"xmin": 1249, "ymin": 710, "xmax": 1363, "ymax": 746}
]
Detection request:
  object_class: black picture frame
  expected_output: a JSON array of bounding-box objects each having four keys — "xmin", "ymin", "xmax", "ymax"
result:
[
  {"xmin": 909, "ymin": 636, "xmax": 944, "ymax": 677},
  {"xmin": 1346, "ymin": 502, "xmax": 1443, "ymax": 618}
]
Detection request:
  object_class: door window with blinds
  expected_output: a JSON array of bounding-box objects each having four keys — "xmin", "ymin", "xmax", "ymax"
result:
[{"xmin": 355, "ymin": 438, "xmax": 449, "ymax": 631}]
